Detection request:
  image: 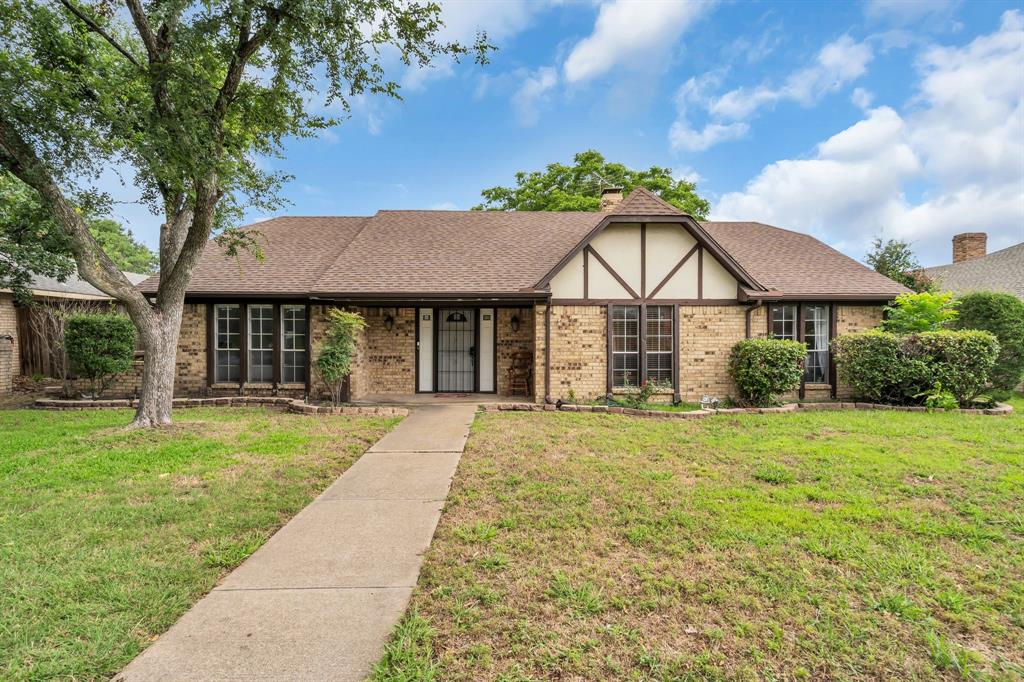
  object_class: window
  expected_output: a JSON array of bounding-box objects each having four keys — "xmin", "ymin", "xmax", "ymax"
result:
[
  {"xmin": 770, "ymin": 304, "xmax": 797, "ymax": 340},
  {"xmin": 804, "ymin": 304, "xmax": 830, "ymax": 383},
  {"xmin": 645, "ymin": 305, "xmax": 674, "ymax": 385},
  {"xmin": 281, "ymin": 305, "xmax": 307, "ymax": 384},
  {"xmin": 248, "ymin": 304, "xmax": 274, "ymax": 382},
  {"xmin": 214, "ymin": 304, "xmax": 241, "ymax": 383},
  {"xmin": 769, "ymin": 303, "xmax": 831, "ymax": 384},
  {"xmin": 611, "ymin": 305, "xmax": 639, "ymax": 388}
]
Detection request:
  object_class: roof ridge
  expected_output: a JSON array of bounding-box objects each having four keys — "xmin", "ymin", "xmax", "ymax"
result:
[{"xmin": 311, "ymin": 216, "xmax": 373, "ymax": 283}]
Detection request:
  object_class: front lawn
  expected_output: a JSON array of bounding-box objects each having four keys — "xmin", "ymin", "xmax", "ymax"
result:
[
  {"xmin": 376, "ymin": 398, "xmax": 1024, "ymax": 680},
  {"xmin": 0, "ymin": 407, "xmax": 398, "ymax": 681}
]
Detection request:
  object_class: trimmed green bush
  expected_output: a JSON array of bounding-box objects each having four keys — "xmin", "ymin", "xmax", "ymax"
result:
[
  {"xmin": 728, "ymin": 338, "xmax": 806, "ymax": 407},
  {"xmin": 316, "ymin": 308, "xmax": 366, "ymax": 406},
  {"xmin": 64, "ymin": 313, "xmax": 136, "ymax": 398},
  {"xmin": 882, "ymin": 291, "xmax": 959, "ymax": 333},
  {"xmin": 833, "ymin": 330, "xmax": 999, "ymax": 406},
  {"xmin": 955, "ymin": 292, "xmax": 1024, "ymax": 391}
]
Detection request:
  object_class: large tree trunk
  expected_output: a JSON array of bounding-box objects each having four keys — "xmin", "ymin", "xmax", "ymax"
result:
[{"xmin": 129, "ymin": 300, "xmax": 185, "ymax": 428}]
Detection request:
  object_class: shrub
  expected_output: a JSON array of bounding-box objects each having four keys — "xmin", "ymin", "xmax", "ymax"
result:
[
  {"xmin": 833, "ymin": 330, "xmax": 999, "ymax": 406},
  {"xmin": 955, "ymin": 292, "xmax": 1024, "ymax": 390},
  {"xmin": 883, "ymin": 291, "xmax": 958, "ymax": 333},
  {"xmin": 315, "ymin": 308, "xmax": 366, "ymax": 406},
  {"xmin": 64, "ymin": 313, "xmax": 135, "ymax": 398},
  {"xmin": 728, "ymin": 338, "xmax": 806, "ymax": 407}
]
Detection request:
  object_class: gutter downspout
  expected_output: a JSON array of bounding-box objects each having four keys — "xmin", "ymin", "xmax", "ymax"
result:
[
  {"xmin": 544, "ymin": 302, "xmax": 552, "ymax": 403},
  {"xmin": 744, "ymin": 300, "xmax": 763, "ymax": 338}
]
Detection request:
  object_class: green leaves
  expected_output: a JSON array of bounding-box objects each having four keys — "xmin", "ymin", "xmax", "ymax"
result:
[
  {"xmin": 316, "ymin": 308, "xmax": 367, "ymax": 405},
  {"xmin": 728, "ymin": 338, "xmax": 807, "ymax": 407},
  {"xmin": 883, "ymin": 291, "xmax": 959, "ymax": 333},
  {"xmin": 865, "ymin": 237, "xmax": 934, "ymax": 292},
  {"xmin": 64, "ymin": 313, "xmax": 136, "ymax": 397},
  {"xmin": 474, "ymin": 149, "xmax": 711, "ymax": 218}
]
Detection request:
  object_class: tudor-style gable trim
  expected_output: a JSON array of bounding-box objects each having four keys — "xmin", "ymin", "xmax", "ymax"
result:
[{"xmin": 536, "ymin": 214, "xmax": 765, "ymax": 294}]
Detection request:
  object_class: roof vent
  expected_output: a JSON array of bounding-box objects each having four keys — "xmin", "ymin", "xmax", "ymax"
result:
[{"xmin": 599, "ymin": 187, "xmax": 623, "ymax": 212}]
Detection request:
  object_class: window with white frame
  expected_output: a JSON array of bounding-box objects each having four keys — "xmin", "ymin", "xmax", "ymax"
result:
[
  {"xmin": 248, "ymin": 304, "xmax": 274, "ymax": 382},
  {"xmin": 611, "ymin": 305, "xmax": 640, "ymax": 388},
  {"xmin": 770, "ymin": 304, "xmax": 797, "ymax": 340},
  {"xmin": 803, "ymin": 304, "xmax": 830, "ymax": 383},
  {"xmin": 281, "ymin": 305, "xmax": 307, "ymax": 383},
  {"xmin": 645, "ymin": 305, "xmax": 674, "ymax": 385},
  {"xmin": 214, "ymin": 304, "xmax": 241, "ymax": 383}
]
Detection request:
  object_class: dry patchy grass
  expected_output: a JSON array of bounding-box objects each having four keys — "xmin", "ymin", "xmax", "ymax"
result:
[{"xmin": 377, "ymin": 402, "xmax": 1024, "ymax": 681}]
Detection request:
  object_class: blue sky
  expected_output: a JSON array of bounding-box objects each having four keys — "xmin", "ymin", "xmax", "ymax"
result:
[{"xmin": 115, "ymin": 0, "xmax": 1024, "ymax": 267}]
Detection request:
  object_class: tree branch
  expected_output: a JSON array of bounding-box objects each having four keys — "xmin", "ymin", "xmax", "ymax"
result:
[
  {"xmin": 0, "ymin": 114, "xmax": 152, "ymax": 320},
  {"xmin": 59, "ymin": 0, "xmax": 140, "ymax": 67},
  {"xmin": 123, "ymin": 0, "xmax": 159, "ymax": 62}
]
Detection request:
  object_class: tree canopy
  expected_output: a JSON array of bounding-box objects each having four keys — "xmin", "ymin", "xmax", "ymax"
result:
[
  {"xmin": 0, "ymin": 0, "xmax": 489, "ymax": 426},
  {"xmin": 474, "ymin": 150, "xmax": 711, "ymax": 218},
  {"xmin": 865, "ymin": 237, "xmax": 933, "ymax": 292}
]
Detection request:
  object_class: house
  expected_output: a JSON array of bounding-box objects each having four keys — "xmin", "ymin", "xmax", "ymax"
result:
[
  {"xmin": 133, "ymin": 187, "xmax": 906, "ymax": 404},
  {"xmin": 922, "ymin": 232, "xmax": 1024, "ymax": 300},
  {"xmin": 0, "ymin": 270, "xmax": 150, "ymax": 395}
]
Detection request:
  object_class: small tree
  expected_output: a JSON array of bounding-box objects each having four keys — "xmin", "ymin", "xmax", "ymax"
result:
[
  {"xmin": 728, "ymin": 339, "xmax": 807, "ymax": 407},
  {"xmin": 955, "ymin": 292, "xmax": 1024, "ymax": 391},
  {"xmin": 865, "ymin": 237, "xmax": 933, "ymax": 292},
  {"xmin": 883, "ymin": 291, "xmax": 958, "ymax": 333},
  {"xmin": 316, "ymin": 309, "xmax": 366, "ymax": 406},
  {"xmin": 65, "ymin": 314, "xmax": 135, "ymax": 398}
]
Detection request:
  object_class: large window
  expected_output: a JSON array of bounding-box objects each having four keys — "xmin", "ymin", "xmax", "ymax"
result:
[
  {"xmin": 803, "ymin": 304, "xmax": 830, "ymax": 383},
  {"xmin": 248, "ymin": 304, "xmax": 274, "ymax": 382},
  {"xmin": 645, "ymin": 305, "xmax": 674, "ymax": 385},
  {"xmin": 214, "ymin": 304, "xmax": 241, "ymax": 383},
  {"xmin": 611, "ymin": 305, "xmax": 675, "ymax": 389},
  {"xmin": 769, "ymin": 303, "xmax": 831, "ymax": 384},
  {"xmin": 611, "ymin": 305, "xmax": 640, "ymax": 388},
  {"xmin": 281, "ymin": 305, "xmax": 308, "ymax": 384}
]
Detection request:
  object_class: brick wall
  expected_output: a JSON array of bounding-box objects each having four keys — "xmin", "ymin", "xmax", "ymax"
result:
[
  {"xmin": 534, "ymin": 304, "xmax": 608, "ymax": 402},
  {"xmin": 351, "ymin": 307, "xmax": 416, "ymax": 398},
  {"xmin": 0, "ymin": 294, "xmax": 16, "ymax": 395},
  {"xmin": 835, "ymin": 304, "xmax": 884, "ymax": 398},
  {"xmin": 678, "ymin": 305, "xmax": 748, "ymax": 401},
  {"xmin": 497, "ymin": 307, "xmax": 534, "ymax": 397}
]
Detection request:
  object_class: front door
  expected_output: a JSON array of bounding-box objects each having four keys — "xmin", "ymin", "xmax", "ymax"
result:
[{"xmin": 436, "ymin": 308, "xmax": 475, "ymax": 392}]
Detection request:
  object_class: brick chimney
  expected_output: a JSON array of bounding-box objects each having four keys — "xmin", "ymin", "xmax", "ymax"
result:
[
  {"xmin": 599, "ymin": 187, "xmax": 623, "ymax": 211},
  {"xmin": 952, "ymin": 232, "xmax": 987, "ymax": 263}
]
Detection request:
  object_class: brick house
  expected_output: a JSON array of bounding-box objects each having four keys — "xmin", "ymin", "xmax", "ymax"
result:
[{"xmin": 132, "ymin": 187, "xmax": 907, "ymax": 404}]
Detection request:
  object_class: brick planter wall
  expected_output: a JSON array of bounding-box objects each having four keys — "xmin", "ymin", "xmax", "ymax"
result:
[{"xmin": 0, "ymin": 293, "xmax": 16, "ymax": 395}]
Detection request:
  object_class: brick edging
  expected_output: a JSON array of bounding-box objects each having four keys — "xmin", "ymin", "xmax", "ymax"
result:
[
  {"xmin": 32, "ymin": 396, "xmax": 408, "ymax": 417},
  {"xmin": 480, "ymin": 401, "xmax": 1013, "ymax": 418}
]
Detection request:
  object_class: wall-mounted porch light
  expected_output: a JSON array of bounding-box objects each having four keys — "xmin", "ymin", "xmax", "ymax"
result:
[
  {"xmin": 510, "ymin": 315, "xmax": 521, "ymax": 332},
  {"xmin": 384, "ymin": 313, "xmax": 395, "ymax": 331}
]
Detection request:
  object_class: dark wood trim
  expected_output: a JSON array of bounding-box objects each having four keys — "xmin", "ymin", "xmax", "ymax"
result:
[
  {"xmin": 206, "ymin": 303, "xmax": 215, "ymax": 387},
  {"xmin": 239, "ymin": 303, "xmax": 249, "ymax": 390},
  {"xmin": 672, "ymin": 303, "xmax": 680, "ymax": 403},
  {"xmin": 543, "ymin": 304, "xmax": 551, "ymax": 402},
  {"xmin": 829, "ymin": 304, "xmax": 838, "ymax": 399},
  {"xmin": 639, "ymin": 303, "xmax": 647, "ymax": 384},
  {"xmin": 492, "ymin": 308, "xmax": 498, "ymax": 395},
  {"xmin": 272, "ymin": 303, "xmax": 282, "ymax": 388},
  {"xmin": 473, "ymin": 308, "xmax": 481, "ymax": 393},
  {"xmin": 432, "ymin": 307, "xmax": 439, "ymax": 393},
  {"xmin": 586, "ymin": 245, "xmax": 641, "ymax": 299},
  {"xmin": 304, "ymin": 303, "xmax": 312, "ymax": 396},
  {"xmin": 535, "ymin": 214, "xmax": 764, "ymax": 293},
  {"xmin": 583, "ymin": 248, "xmax": 589, "ymax": 299},
  {"xmin": 647, "ymin": 243, "xmax": 700, "ymax": 299},
  {"xmin": 606, "ymin": 303, "xmax": 613, "ymax": 396},
  {"xmin": 640, "ymin": 223, "xmax": 647, "ymax": 298},
  {"xmin": 797, "ymin": 302, "xmax": 806, "ymax": 400},
  {"xmin": 550, "ymin": 298, "xmax": 739, "ymax": 306},
  {"xmin": 697, "ymin": 246, "xmax": 704, "ymax": 300}
]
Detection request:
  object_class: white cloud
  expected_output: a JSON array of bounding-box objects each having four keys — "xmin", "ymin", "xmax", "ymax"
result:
[
  {"xmin": 670, "ymin": 120, "xmax": 749, "ymax": 152},
  {"xmin": 512, "ymin": 66, "xmax": 559, "ymax": 126},
  {"xmin": 712, "ymin": 11, "xmax": 1024, "ymax": 265},
  {"xmin": 563, "ymin": 0, "xmax": 714, "ymax": 83},
  {"xmin": 865, "ymin": 0, "xmax": 957, "ymax": 24},
  {"xmin": 851, "ymin": 87, "xmax": 874, "ymax": 110},
  {"xmin": 709, "ymin": 35, "xmax": 873, "ymax": 120}
]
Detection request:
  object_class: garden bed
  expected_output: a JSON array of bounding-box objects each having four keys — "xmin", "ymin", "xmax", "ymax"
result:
[
  {"xmin": 33, "ymin": 395, "xmax": 408, "ymax": 416},
  {"xmin": 483, "ymin": 400, "xmax": 1013, "ymax": 418}
]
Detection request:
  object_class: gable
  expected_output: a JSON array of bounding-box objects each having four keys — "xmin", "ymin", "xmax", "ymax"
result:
[{"xmin": 547, "ymin": 221, "xmax": 739, "ymax": 302}]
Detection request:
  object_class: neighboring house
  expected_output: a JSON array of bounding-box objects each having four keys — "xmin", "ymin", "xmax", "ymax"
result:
[
  {"xmin": 137, "ymin": 188, "xmax": 906, "ymax": 404},
  {"xmin": 922, "ymin": 232, "xmax": 1024, "ymax": 299}
]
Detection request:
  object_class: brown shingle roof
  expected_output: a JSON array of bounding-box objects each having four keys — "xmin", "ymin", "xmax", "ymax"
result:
[
  {"xmin": 700, "ymin": 221, "xmax": 908, "ymax": 298},
  {"xmin": 140, "ymin": 190, "xmax": 906, "ymax": 300},
  {"xmin": 922, "ymin": 243, "xmax": 1024, "ymax": 299}
]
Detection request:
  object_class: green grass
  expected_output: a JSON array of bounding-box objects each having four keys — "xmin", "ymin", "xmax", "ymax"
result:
[
  {"xmin": 0, "ymin": 407, "xmax": 398, "ymax": 681},
  {"xmin": 375, "ymin": 394, "xmax": 1024, "ymax": 681}
]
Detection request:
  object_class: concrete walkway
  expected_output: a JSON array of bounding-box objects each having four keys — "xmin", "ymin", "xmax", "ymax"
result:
[{"xmin": 117, "ymin": 404, "xmax": 478, "ymax": 682}]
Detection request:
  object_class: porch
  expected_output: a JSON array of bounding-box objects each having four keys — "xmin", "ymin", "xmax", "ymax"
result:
[{"xmin": 351, "ymin": 392, "xmax": 525, "ymax": 406}]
